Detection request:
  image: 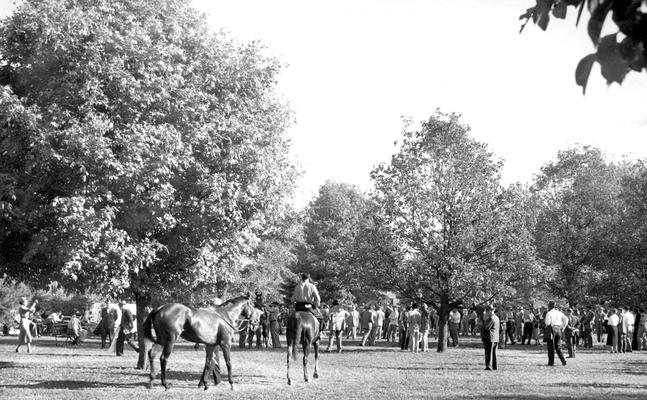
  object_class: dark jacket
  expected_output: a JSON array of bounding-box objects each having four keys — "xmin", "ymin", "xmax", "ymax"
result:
[{"xmin": 482, "ymin": 313, "xmax": 500, "ymax": 343}]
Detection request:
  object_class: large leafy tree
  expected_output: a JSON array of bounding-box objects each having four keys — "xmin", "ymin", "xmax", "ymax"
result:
[
  {"xmin": 297, "ymin": 181, "xmax": 370, "ymax": 303},
  {"xmin": 0, "ymin": 0, "xmax": 296, "ymax": 366},
  {"xmin": 532, "ymin": 146, "xmax": 624, "ymax": 306},
  {"xmin": 592, "ymin": 161, "xmax": 647, "ymax": 306},
  {"xmin": 520, "ymin": 0, "xmax": 647, "ymax": 93},
  {"xmin": 369, "ymin": 111, "xmax": 537, "ymax": 352}
]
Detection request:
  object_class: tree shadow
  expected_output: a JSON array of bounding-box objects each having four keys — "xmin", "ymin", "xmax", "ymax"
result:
[{"xmin": 0, "ymin": 380, "xmax": 145, "ymax": 390}]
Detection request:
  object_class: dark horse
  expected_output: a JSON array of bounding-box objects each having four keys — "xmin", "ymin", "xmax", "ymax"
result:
[
  {"xmin": 143, "ymin": 295, "xmax": 254, "ymax": 391},
  {"xmin": 286, "ymin": 310, "xmax": 320, "ymax": 385}
]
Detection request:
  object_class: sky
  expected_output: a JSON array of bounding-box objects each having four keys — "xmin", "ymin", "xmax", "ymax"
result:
[{"xmin": 2, "ymin": 0, "xmax": 647, "ymax": 208}]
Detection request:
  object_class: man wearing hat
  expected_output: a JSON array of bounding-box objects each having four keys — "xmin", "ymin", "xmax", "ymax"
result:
[
  {"xmin": 544, "ymin": 301, "xmax": 568, "ymax": 366},
  {"xmin": 116, "ymin": 301, "xmax": 139, "ymax": 356},
  {"xmin": 481, "ymin": 305, "xmax": 500, "ymax": 370},
  {"xmin": 268, "ymin": 301, "xmax": 282, "ymax": 348}
]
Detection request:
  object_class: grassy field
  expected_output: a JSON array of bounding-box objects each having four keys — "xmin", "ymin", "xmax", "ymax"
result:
[{"xmin": 1, "ymin": 334, "xmax": 646, "ymax": 399}]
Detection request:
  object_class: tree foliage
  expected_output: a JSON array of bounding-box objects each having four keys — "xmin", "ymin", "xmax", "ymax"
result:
[
  {"xmin": 592, "ymin": 161, "xmax": 647, "ymax": 306},
  {"xmin": 368, "ymin": 111, "xmax": 538, "ymax": 351},
  {"xmin": 297, "ymin": 181, "xmax": 370, "ymax": 304},
  {"xmin": 0, "ymin": 0, "xmax": 296, "ymax": 313},
  {"xmin": 532, "ymin": 146, "xmax": 625, "ymax": 306},
  {"xmin": 520, "ymin": 0, "xmax": 647, "ymax": 93}
]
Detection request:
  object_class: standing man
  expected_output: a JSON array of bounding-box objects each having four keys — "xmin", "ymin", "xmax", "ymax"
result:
[
  {"xmin": 624, "ymin": 306, "xmax": 634, "ymax": 352},
  {"xmin": 360, "ymin": 304, "xmax": 374, "ymax": 346},
  {"xmin": 326, "ymin": 300, "xmax": 349, "ymax": 352},
  {"xmin": 482, "ymin": 305, "xmax": 500, "ymax": 371},
  {"xmin": 375, "ymin": 305, "xmax": 385, "ymax": 342},
  {"xmin": 386, "ymin": 305, "xmax": 399, "ymax": 342},
  {"xmin": 448, "ymin": 308, "xmax": 461, "ymax": 347},
  {"xmin": 346, "ymin": 304, "xmax": 359, "ymax": 340},
  {"xmin": 581, "ymin": 306, "xmax": 595, "ymax": 349},
  {"xmin": 268, "ymin": 301, "xmax": 282, "ymax": 348},
  {"xmin": 116, "ymin": 301, "xmax": 139, "ymax": 356},
  {"xmin": 521, "ymin": 307, "xmax": 534, "ymax": 345},
  {"xmin": 544, "ymin": 301, "xmax": 568, "ymax": 366}
]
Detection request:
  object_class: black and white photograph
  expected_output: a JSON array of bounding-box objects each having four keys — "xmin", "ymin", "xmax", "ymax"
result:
[{"xmin": 1, "ymin": 0, "xmax": 646, "ymax": 399}]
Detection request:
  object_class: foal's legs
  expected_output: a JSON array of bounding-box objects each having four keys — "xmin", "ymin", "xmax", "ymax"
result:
[
  {"xmin": 160, "ymin": 338, "xmax": 176, "ymax": 390},
  {"xmin": 220, "ymin": 343, "xmax": 235, "ymax": 390}
]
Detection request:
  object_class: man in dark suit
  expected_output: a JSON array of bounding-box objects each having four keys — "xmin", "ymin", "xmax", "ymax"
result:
[
  {"xmin": 116, "ymin": 301, "xmax": 139, "ymax": 356},
  {"xmin": 481, "ymin": 304, "xmax": 500, "ymax": 371}
]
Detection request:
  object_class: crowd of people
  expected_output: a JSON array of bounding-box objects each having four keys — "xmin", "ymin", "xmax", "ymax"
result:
[
  {"xmin": 10, "ymin": 282, "xmax": 647, "ymax": 371},
  {"xmin": 8, "ymin": 297, "xmax": 142, "ymax": 357}
]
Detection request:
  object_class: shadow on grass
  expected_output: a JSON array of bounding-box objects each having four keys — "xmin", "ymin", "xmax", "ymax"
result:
[
  {"xmin": 0, "ymin": 380, "xmax": 145, "ymax": 390},
  {"xmin": 479, "ymin": 396, "xmax": 647, "ymax": 400}
]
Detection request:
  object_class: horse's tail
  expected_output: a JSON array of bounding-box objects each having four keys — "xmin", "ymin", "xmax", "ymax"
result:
[
  {"xmin": 143, "ymin": 308, "xmax": 159, "ymax": 358},
  {"xmin": 292, "ymin": 317, "xmax": 301, "ymax": 361}
]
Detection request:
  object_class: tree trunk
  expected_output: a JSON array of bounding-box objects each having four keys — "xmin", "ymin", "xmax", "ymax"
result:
[
  {"xmin": 436, "ymin": 301, "xmax": 449, "ymax": 352},
  {"xmin": 135, "ymin": 292, "xmax": 151, "ymax": 369}
]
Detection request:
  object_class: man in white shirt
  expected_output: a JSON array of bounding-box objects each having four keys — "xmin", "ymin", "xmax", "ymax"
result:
[
  {"xmin": 544, "ymin": 301, "xmax": 568, "ymax": 366},
  {"xmin": 291, "ymin": 273, "xmax": 323, "ymax": 331},
  {"xmin": 622, "ymin": 306, "xmax": 635, "ymax": 353},
  {"xmin": 345, "ymin": 304, "xmax": 360, "ymax": 340}
]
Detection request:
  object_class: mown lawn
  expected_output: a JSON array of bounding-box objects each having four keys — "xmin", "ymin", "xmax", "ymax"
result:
[{"xmin": 1, "ymin": 334, "xmax": 646, "ymax": 399}]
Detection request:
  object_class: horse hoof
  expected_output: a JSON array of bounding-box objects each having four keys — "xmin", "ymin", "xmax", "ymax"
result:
[
  {"xmin": 163, "ymin": 383, "xmax": 171, "ymax": 391},
  {"xmin": 287, "ymin": 379, "xmax": 292, "ymax": 385},
  {"xmin": 230, "ymin": 385, "xmax": 235, "ymax": 391},
  {"xmin": 313, "ymin": 372, "xmax": 319, "ymax": 379}
]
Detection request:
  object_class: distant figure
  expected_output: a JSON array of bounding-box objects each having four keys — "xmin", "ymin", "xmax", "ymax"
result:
[
  {"xmin": 268, "ymin": 302, "xmax": 282, "ymax": 348},
  {"xmin": 95, "ymin": 304, "xmax": 117, "ymax": 349},
  {"xmin": 406, "ymin": 303, "xmax": 422, "ymax": 353},
  {"xmin": 544, "ymin": 301, "xmax": 568, "ymax": 366},
  {"xmin": 448, "ymin": 308, "xmax": 461, "ymax": 347},
  {"xmin": 15, "ymin": 297, "xmax": 38, "ymax": 353},
  {"xmin": 67, "ymin": 312, "xmax": 82, "ymax": 345},
  {"xmin": 326, "ymin": 300, "xmax": 349, "ymax": 352},
  {"xmin": 482, "ymin": 305, "xmax": 500, "ymax": 370},
  {"xmin": 116, "ymin": 301, "xmax": 139, "ymax": 356},
  {"xmin": 346, "ymin": 304, "xmax": 360, "ymax": 340}
]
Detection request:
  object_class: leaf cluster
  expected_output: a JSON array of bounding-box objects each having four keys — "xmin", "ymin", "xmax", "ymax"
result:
[{"xmin": 520, "ymin": 0, "xmax": 647, "ymax": 93}]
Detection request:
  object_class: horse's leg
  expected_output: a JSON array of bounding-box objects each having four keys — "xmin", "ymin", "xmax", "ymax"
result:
[
  {"xmin": 211, "ymin": 346, "xmax": 222, "ymax": 386},
  {"xmin": 148, "ymin": 343, "xmax": 162, "ymax": 388},
  {"xmin": 199, "ymin": 344, "xmax": 214, "ymax": 390},
  {"xmin": 313, "ymin": 338, "xmax": 320, "ymax": 379},
  {"xmin": 220, "ymin": 343, "xmax": 235, "ymax": 390},
  {"xmin": 303, "ymin": 337, "xmax": 310, "ymax": 383},
  {"xmin": 160, "ymin": 338, "xmax": 176, "ymax": 391},
  {"xmin": 286, "ymin": 341, "xmax": 292, "ymax": 385}
]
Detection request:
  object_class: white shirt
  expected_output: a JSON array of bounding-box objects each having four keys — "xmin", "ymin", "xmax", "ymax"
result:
[
  {"xmin": 624, "ymin": 312, "xmax": 635, "ymax": 327},
  {"xmin": 544, "ymin": 309, "xmax": 568, "ymax": 327},
  {"xmin": 607, "ymin": 314, "xmax": 619, "ymax": 326}
]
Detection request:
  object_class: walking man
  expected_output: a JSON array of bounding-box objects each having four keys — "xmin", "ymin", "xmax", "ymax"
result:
[
  {"xmin": 116, "ymin": 301, "xmax": 139, "ymax": 356},
  {"xmin": 544, "ymin": 301, "xmax": 568, "ymax": 366},
  {"xmin": 482, "ymin": 305, "xmax": 499, "ymax": 370}
]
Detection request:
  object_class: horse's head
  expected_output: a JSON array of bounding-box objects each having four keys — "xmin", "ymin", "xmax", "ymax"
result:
[{"xmin": 240, "ymin": 296, "xmax": 255, "ymax": 320}]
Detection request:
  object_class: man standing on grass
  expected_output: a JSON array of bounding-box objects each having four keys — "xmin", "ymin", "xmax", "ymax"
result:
[
  {"xmin": 482, "ymin": 305, "xmax": 499, "ymax": 370},
  {"xmin": 346, "ymin": 304, "xmax": 359, "ymax": 340},
  {"xmin": 544, "ymin": 301, "xmax": 568, "ymax": 366}
]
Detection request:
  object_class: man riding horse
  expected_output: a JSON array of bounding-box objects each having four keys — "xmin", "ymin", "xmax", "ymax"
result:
[{"xmin": 291, "ymin": 272, "xmax": 323, "ymax": 336}]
